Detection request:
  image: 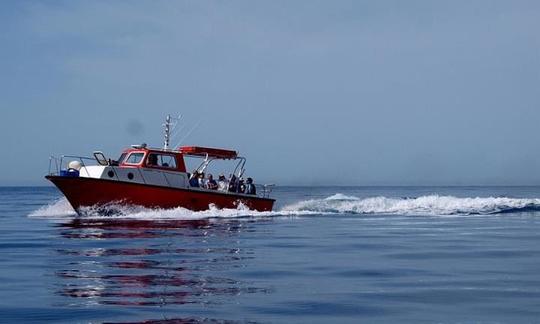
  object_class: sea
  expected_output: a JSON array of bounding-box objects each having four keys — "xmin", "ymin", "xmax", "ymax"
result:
[{"xmin": 1, "ymin": 186, "xmax": 540, "ymax": 323}]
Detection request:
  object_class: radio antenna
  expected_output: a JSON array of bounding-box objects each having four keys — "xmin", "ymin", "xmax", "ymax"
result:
[
  {"xmin": 163, "ymin": 115, "xmax": 171, "ymax": 150},
  {"xmin": 163, "ymin": 114, "xmax": 181, "ymax": 150}
]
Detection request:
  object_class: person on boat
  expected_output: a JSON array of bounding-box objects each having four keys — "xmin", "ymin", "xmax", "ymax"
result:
[
  {"xmin": 189, "ymin": 171, "xmax": 200, "ymax": 187},
  {"xmin": 147, "ymin": 154, "xmax": 158, "ymax": 166},
  {"xmin": 206, "ymin": 174, "xmax": 218, "ymax": 190},
  {"xmin": 238, "ymin": 178, "xmax": 246, "ymax": 194},
  {"xmin": 198, "ymin": 172, "xmax": 206, "ymax": 188},
  {"xmin": 217, "ymin": 174, "xmax": 228, "ymax": 191},
  {"xmin": 245, "ymin": 177, "xmax": 256, "ymax": 195},
  {"xmin": 228, "ymin": 174, "xmax": 238, "ymax": 192}
]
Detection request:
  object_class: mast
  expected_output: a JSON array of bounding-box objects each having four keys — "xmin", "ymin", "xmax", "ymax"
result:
[{"xmin": 163, "ymin": 115, "xmax": 171, "ymax": 150}]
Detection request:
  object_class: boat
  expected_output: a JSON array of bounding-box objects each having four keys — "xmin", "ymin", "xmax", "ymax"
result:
[{"xmin": 46, "ymin": 115, "xmax": 275, "ymax": 214}]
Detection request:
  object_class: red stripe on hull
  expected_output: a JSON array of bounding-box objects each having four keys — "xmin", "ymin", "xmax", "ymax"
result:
[{"xmin": 46, "ymin": 176, "xmax": 275, "ymax": 213}]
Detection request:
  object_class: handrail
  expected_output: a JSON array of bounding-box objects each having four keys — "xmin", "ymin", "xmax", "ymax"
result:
[
  {"xmin": 260, "ymin": 184, "xmax": 275, "ymax": 198},
  {"xmin": 192, "ymin": 154, "xmax": 214, "ymax": 177},
  {"xmin": 232, "ymin": 157, "xmax": 246, "ymax": 179},
  {"xmin": 60, "ymin": 155, "xmax": 95, "ymax": 177},
  {"xmin": 48, "ymin": 155, "xmax": 96, "ymax": 177},
  {"xmin": 61, "ymin": 155, "xmax": 94, "ymax": 160},
  {"xmin": 48, "ymin": 156, "xmax": 60, "ymax": 175}
]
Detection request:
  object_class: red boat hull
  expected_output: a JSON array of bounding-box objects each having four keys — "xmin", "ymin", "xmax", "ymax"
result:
[{"xmin": 46, "ymin": 176, "xmax": 275, "ymax": 213}]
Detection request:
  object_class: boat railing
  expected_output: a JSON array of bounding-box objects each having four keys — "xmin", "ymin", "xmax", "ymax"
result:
[
  {"xmin": 48, "ymin": 156, "xmax": 59, "ymax": 175},
  {"xmin": 48, "ymin": 155, "xmax": 96, "ymax": 178},
  {"xmin": 260, "ymin": 184, "xmax": 275, "ymax": 199}
]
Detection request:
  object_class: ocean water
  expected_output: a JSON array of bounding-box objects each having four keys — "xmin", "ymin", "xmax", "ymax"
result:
[{"xmin": 2, "ymin": 186, "xmax": 540, "ymax": 323}]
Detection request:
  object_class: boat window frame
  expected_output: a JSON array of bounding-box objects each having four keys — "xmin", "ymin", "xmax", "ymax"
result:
[
  {"xmin": 122, "ymin": 151, "xmax": 146, "ymax": 166},
  {"xmin": 144, "ymin": 152, "xmax": 179, "ymax": 171}
]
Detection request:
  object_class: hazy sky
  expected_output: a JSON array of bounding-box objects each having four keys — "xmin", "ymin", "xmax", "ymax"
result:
[{"xmin": 1, "ymin": 1, "xmax": 539, "ymax": 186}]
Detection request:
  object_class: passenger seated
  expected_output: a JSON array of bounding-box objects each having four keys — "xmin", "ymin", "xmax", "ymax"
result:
[
  {"xmin": 198, "ymin": 172, "xmax": 206, "ymax": 188},
  {"xmin": 189, "ymin": 171, "xmax": 200, "ymax": 187},
  {"xmin": 206, "ymin": 174, "xmax": 218, "ymax": 190},
  {"xmin": 217, "ymin": 174, "xmax": 228, "ymax": 191},
  {"xmin": 147, "ymin": 154, "xmax": 158, "ymax": 166},
  {"xmin": 245, "ymin": 177, "xmax": 256, "ymax": 195},
  {"xmin": 228, "ymin": 175, "xmax": 237, "ymax": 193},
  {"xmin": 238, "ymin": 178, "xmax": 246, "ymax": 194}
]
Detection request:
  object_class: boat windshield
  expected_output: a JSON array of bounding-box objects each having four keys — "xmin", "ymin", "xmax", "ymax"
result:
[
  {"xmin": 125, "ymin": 152, "xmax": 145, "ymax": 164},
  {"xmin": 117, "ymin": 153, "xmax": 126, "ymax": 164}
]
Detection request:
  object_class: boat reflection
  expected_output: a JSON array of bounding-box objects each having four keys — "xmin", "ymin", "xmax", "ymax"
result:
[{"xmin": 52, "ymin": 218, "xmax": 270, "ymax": 307}]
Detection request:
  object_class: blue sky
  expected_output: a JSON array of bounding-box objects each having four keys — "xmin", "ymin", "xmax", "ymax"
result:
[{"xmin": 1, "ymin": 1, "xmax": 539, "ymax": 186}]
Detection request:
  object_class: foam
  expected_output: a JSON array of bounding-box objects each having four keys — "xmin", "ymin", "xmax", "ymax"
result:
[
  {"xmin": 283, "ymin": 194, "xmax": 540, "ymax": 215},
  {"xmin": 28, "ymin": 198, "xmax": 78, "ymax": 218},
  {"xmin": 28, "ymin": 194, "xmax": 540, "ymax": 220},
  {"xmin": 28, "ymin": 198, "xmax": 320, "ymax": 220}
]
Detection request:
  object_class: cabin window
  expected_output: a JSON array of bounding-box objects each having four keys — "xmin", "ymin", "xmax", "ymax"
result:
[
  {"xmin": 146, "ymin": 153, "xmax": 177, "ymax": 169},
  {"xmin": 125, "ymin": 152, "xmax": 145, "ymax": 164},
  {"xmin": 117, "ymin": 153, "xmax": 126, "ymax": 163}
]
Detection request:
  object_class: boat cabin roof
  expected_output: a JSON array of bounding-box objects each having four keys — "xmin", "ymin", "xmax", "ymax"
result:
[{"xmin": 178, "ymin": 146, "xmax": 238, "ymax": 159}]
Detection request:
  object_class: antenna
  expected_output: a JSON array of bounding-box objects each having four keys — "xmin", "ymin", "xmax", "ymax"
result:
[
  {"xmin": 163, "ymin": 115, "xmax": 171, "ymax": 150},
  {"xmin": 163, "ymin": 114, "xmax": 182, "ymax": 150}
]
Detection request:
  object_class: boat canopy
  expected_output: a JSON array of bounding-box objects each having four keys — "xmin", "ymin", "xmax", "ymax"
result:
[{"xmin": 179, "ymin": 146, "xmax": 238, "ymax": 159}]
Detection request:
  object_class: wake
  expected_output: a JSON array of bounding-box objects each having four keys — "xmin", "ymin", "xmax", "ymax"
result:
[
  {"xmin": 28, "ymin": 194, "xmax": 540, "ymax": 220},
  {"xmin": 283, "ymin": 194, "xmax": 540, "ymax": 216},
  {"xmin": 28, "ymin": 198, "xmax": 319, "ymax": 220}
]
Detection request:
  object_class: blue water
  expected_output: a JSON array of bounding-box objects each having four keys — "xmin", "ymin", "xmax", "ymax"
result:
[{"xmin": 2, "ymin": 186, "xmax": 540, "ymax": 323}]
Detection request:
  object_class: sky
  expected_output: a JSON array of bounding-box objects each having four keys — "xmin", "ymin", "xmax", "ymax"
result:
[{"xmin": 0, "ymin": 0, "xmax": 539, "ymax": 186}]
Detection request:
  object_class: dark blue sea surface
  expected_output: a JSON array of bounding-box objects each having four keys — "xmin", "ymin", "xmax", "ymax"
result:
[{"xmin": 2, "ymin": 186, "xmax": 540, "ymax": 323}]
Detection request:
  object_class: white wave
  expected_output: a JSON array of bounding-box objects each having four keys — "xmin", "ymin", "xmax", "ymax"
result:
[
  {"xmin": 27, "ymin": 197, "xmax": 319, "ymax": 220},
  {"xmin": 28, "ymin": 198, "xmax": 77, "ymax": 218},
  {"xmin": 77, "ymin": 203, "xmax": 321, "ymax": 220},
  {"xmin": 282, "ymin": 194, "xmax": 540, "ymax": 215},
  {"xmin": 28, "ymin": 194, "xmax": 540, "ymax": 220},
  {"xmin": 324, "ymin": 193, "xmax": 360, "ymax": 201}
]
